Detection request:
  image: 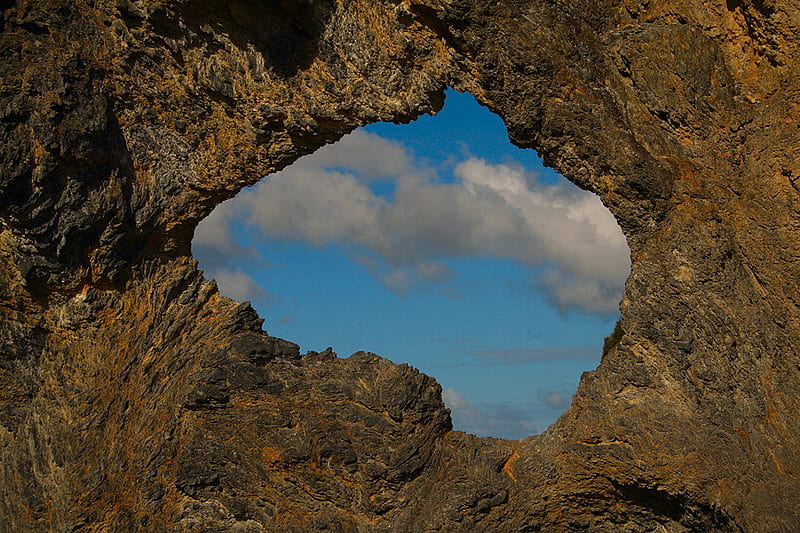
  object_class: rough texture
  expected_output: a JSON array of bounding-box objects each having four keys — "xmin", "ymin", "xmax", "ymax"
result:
[{"xmin": 1, "ymin": 0, "xmax": 798, "ymax": 531}]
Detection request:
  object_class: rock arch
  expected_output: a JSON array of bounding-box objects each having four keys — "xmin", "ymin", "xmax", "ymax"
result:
[{"xmin": 0, "ymin": 0, "xmax": 798, "ymax": 530}]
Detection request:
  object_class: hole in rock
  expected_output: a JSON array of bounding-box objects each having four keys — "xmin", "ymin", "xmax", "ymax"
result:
[{"xmin": 193, "ymin": 89, "xmax": 630, "ymax": 440}]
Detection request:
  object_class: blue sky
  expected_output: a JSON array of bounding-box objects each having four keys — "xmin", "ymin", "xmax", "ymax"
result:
[{"xmin": 193, "ymin": 89, "xmax": 629, "ymax": 439}]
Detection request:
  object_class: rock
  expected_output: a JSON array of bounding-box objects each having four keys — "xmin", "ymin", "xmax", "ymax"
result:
[{"xmin": 1, "ymin": 0, "xmax": 798, "ymax": 531}]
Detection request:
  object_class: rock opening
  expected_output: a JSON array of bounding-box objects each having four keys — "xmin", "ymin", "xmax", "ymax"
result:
[{"xmin": 194, "ymin": 89, "xmax": 630, "ymax": 439}]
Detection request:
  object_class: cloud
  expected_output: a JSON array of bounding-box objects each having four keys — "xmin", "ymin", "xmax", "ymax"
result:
[
  {"xmin": 196, "ymin": 129, "xmax": 630, "ymax": 314},
  {"xmin": 303, "ymin": 129, "xmax": 412, "ymax": 179},
  {"xmin": 276, "ymin": 314, "xmax": 295, "ymax": 325},
  {"xmin": 381, "ymin": 270, "xmax": 412, "ymax": 293},
  {"xmin": 536, "ymin": 269, "xmax": 624, "ymax": 314},
  {"xmin": 442, "ymin": 386, "xmax": 579, "ymax": 439},
  {"xmin": 377, "ymin": 261, "xmax": 453, "ymax": 294},
  {"xmin": 193, "ymin": 201, "xmax": 272, "ymax": 304},
  {"xmin": 354, "ymin": 255, "xmax": 454, "ymax": 295},
  {"xmin": 454, "ymin": 158, "xmax": 629, "ymax": 279},
  {"xmin": 469, "ymin": 345, "xmax": 600, "ymax": 365},
  {"xmin": 442, "ymin": 387, "xmax": 538, "ymax": 440},
  {"xmin": 192, "ymin": 200, "xmax": 259, "ymax": 270},
  {"xmin": 442, "ymin": 387, "xmax": 468, "ymax": 409},
  {"xmin": 211, "ymin": 268, "xmax": 272, "ymax": 303},
  {"xmin": 244, "ymin": 165, "xmax": 386, "ymax": 247},
  {"xmin": 538, "ymin": 388, "xmax": 570, "ymax": 410}
]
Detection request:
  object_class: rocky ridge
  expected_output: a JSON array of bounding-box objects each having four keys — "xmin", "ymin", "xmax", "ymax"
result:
[{"xmin": 1, "ymin": 0, "xmax": 798, "ymax": 531}]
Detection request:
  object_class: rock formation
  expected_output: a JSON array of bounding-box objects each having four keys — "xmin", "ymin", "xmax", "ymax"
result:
[{"xmin": 1, "ymin": 0, "xmax": 798, "ymax": 530}]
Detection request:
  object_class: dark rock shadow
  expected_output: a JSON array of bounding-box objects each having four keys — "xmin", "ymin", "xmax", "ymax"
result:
[{"xmin": 177, "ymin": 0, "xmax": 335, "ymax": 77}]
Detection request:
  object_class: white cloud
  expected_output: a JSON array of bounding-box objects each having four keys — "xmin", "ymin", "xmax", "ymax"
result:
[
  {"xmin": 369, "ymin": 261, "xmax": 452, "ymax": 295},
  {"xmin": 442, "ymin": 387, "xmax": 538, "ymax": 439},
  {"xmin": 196, "ymin": 129, "xmax": 630, "ymax": 314},
  {"xmin": 442, "ymin": 387, "xmax": 468, "ymax": 409},
  {"xmin": 211, "ymin": 268, "xmax": 272, "ymax": 303},
  {"xmin": 193, "ymin": 200, "xmax": 272, "ymax": 304},
  {"xmin": 244, "ymin": 165, "xmax": 385, "ymax": 247},
  {"xmin": 381, "ymin": 270, "xmax": 412, "ymax": 294},
  {"xmin": 192, "ymin": 200, "xmax": 256, "ymax": 267},
  {"xmin": 442, "ymin": 386, "xmax": 578, "ymax": 439},
  {"xmin": 538, "ymin": 388, "xmax": 570, "ymax": 410},
  {"xmin": 453, "ymin": 158, "xmax": 629, "ymax": 290},
  {"xmin": 536, "ymin": 269, "xmax": 623, "ymax": 314},
  {"xmin": 304, "ymin": 129, "xmax": 412, "ymax": 179}
]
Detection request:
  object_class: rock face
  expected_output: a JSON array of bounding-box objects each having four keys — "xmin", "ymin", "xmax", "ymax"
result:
[{"xmin": 1, "ymin": 0, "xmax": 798, "ymax": 530}]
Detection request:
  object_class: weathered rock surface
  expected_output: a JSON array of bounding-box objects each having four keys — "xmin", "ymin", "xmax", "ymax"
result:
[{"xmin": 1, "ymin": 0, "xmax": 798, "ymax": 531}]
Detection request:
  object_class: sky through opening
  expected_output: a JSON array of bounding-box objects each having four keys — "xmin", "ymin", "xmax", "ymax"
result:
[{"xmin": 193, "ymin": 89, "xmax": 630, "ymax": 439}]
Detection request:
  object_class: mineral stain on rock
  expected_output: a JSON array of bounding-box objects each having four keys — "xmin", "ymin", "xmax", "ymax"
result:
[{"xmin": 1, "ymin": 0, "xmax": 798, "ymax": 531}]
